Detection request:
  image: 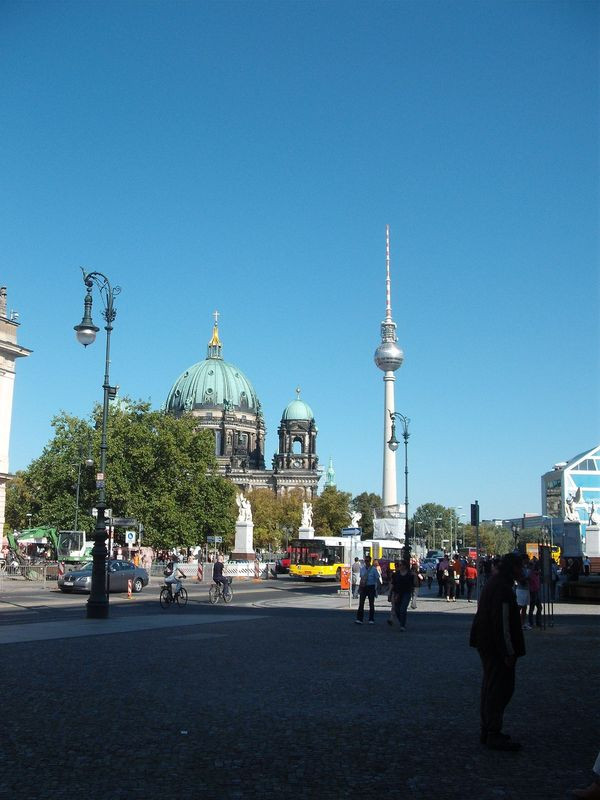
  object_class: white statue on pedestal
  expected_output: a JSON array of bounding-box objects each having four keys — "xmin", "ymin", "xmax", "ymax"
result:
[
  {"xmin": 588, "ymin": 501, "xmax": 599, "ymax": 527},
  {"xmin": 564, "ymin": 494, "xmax": 580, "ymax": 522},
  {"xmin": 350, "ymin": 511, "xmax": 362, "ymax": 529},
  {"xmin": 301, "ymin": 502, "xmax": 313, "ymax": 528},
  {"xmin": 236, "ymin": 492, "xmax": 253, "ymax": 523}
]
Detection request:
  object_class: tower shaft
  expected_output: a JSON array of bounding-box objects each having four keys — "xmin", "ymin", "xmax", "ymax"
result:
[{"xmin": 382, "ymin": 373, "xmax": 397, "ymax": 507}]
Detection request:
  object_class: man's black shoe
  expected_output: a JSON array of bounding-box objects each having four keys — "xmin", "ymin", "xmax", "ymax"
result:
[{"xmin": 485, "ymin": 734, "xmax": 521, "ymax": 751}]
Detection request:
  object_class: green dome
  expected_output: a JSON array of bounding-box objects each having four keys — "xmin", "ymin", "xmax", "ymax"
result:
[
  {"xmin": 166, "ymin": 358, "xmax": 259, "ymax": 414},
  {"xmin": 282, "ymin": 398, "xmax": 314, "ymax": 421}
]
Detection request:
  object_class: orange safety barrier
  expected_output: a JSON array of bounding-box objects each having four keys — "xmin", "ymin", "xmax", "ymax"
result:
[
  {"xmin": 127, "ymin": 579, "xmax": 132, "ymax": 598},
  {"xmin": 197, "ymin": 562, "xmax": 204, "ymax": 582},
  {"xmin": 340, "ymin": 566, "xmax": 351, "ymax": 591}
]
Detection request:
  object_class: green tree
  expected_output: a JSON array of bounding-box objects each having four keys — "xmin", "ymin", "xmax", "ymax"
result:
[
  {"xmin": 5, "ymin": 400, "xmax": 236, "ymax": 551},
  {"xmin": 412, "ymin": 503, "xmax": 460, "ymax": 550},
  {"xmin": 313, "ymin": 486, "xmax": 352, "ymax": 536},
  {"xmin": 351, "ymin": 492, "xmax": 382, "ymax": 538}
]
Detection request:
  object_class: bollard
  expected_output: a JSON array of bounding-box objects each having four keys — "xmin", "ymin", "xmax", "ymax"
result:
[
  {"xmin": 197, "ymin": 562, "xmax": 203, "ymax": 582},
  {"xmin": 253, "ymin": 559, "xmax": 260, "ymax": 582},
  {"xmin": 127, "ymin": 578, "xmax": 132, "ymax": 599},
  {"xmin": 58, "ymin": 562, "xmax": 65, "ymax": 578}
]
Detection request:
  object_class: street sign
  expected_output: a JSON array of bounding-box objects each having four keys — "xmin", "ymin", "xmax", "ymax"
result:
[
  {"xmin": 112, "ymin": 517, "xmax": 138, "ymax": 527},
  {"xmin": 92, "ymin": 508, "xmax": 112, "ymax": 518},
  {"xmin": 125, "ymin": 531, "xmax": 136, "ymax": 544},
  {"xmin": 207, "ymin": 536, "xmax": 223, "ymax": 544},
  {"xmin": 341, "ymin": 527, "xmax": 361, "ymax": 537}
]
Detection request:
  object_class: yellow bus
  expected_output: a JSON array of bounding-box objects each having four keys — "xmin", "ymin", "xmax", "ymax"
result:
[{"xmin": 288, "ymin": 537, "xmax": 404, "ymax": 580}]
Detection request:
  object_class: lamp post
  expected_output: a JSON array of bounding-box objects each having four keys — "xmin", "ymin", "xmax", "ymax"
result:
[
  {"xmin": 387, "ymin": 412, "xmax": 410, "ymax": 563},
  {"xmin": 511, "ymin": 523, "xmax": 520, "ymax": 551},
  {"xmin": 74, "ymin": 439, "xmax": 94, "ymax": 532},
  {"xmin": 542, "ymin": 515, "xmax": 554, "ymax": 547},
  {"xmin": 74, "ymin": 269, "xmax": 120, "ymax": 619},
  {"xmin": 432, "ymin": 516, "xmax": 442, "ymax": 551}
]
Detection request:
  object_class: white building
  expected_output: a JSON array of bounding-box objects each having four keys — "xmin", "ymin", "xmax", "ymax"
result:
[
  {"xmin": 541, "ymin": 445, "xmax": 600, "ymax": 542},
  {"xmin": 0, "ymin": 287, "xmax": 32, "ymax": 530}
]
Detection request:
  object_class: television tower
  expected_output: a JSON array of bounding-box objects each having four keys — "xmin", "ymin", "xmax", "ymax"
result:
[{"xmin": 373, "ymin": 226, "xmax": 404, "ymax": 508}]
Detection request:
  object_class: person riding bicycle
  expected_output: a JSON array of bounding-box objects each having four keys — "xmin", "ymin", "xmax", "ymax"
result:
[
  {"xmin": 212, "ymin": 555, "xmax": 229, "ymax": 593},
  {"xmin": 164, "ymin": 560, "xmax": 185, "ymax": 597}
]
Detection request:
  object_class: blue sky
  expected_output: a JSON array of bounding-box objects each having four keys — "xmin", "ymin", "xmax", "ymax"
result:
[{"xmin": 2, "ymin": 0, "xmax": 598, "ymax": 521}]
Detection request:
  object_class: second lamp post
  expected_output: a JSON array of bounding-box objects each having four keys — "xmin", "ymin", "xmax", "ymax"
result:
[
  {"xmin": 74, "ymin": 269, "xmax": 120, "ymax": 619},
  {"xmin": 387, "ymin": 412, "xmax": 411, "ymax": 564}
]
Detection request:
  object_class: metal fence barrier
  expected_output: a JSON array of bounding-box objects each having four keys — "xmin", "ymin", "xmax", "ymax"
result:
[{"xmin": 0, "ymin": 563, "xmax": 51, "ymax": 590}]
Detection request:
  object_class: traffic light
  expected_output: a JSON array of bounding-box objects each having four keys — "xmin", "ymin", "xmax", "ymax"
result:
[{"xmin": 470, "ymin": 501, "xmax": 479, "ymax": 527}]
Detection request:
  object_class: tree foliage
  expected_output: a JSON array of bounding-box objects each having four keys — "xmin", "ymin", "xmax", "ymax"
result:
[
  {"xmin": 5, "ymin": 400, "xmax": 236, "ymax": 550},
  {"xmin": 313, "ymin": 486, "xmax": 352, "ymax": 536},
  {"xmin": 412, "ymin": 503, "xmax": 461, "ymax": 549},
  {"xmin": 248, "ymin": 489, "xmax": 303, "ymax": 551},
  {"xmin": 351, "ymin": 492, "xmax": 382, "ymax": 538}
]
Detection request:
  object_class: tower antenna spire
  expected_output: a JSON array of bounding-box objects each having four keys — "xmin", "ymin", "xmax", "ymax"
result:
[{"xmin": 385, "ymin": 224, "xmax": 392, "ymax": 322}]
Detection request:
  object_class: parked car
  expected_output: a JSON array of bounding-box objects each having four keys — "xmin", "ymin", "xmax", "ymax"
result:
[{"xmin": 58, "ymin": 559, "xmax": 149, "ymax": 594}]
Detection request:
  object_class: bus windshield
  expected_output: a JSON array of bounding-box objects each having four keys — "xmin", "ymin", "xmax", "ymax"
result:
[{"xmin": 290, "ymin": 541, "xmax": 343, "ymax": 567}]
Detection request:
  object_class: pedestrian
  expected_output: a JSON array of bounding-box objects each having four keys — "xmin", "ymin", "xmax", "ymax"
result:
[
  {"xmin": 459, "ymin": 555, "xmax": 467, "ymax": 597},
  {"xmin": 583, "ymin": 555, "xmax": 591, "ymax": 577},
  {"xmin": 410, "ymin": 563, "xmax": 422, "ymax": 609},
  {"xmin": 351, "ymin": 556, "xmax": 361, "ymax": 599},
  {"xmin": 527, "ymin": 559, "xmax": 542, "ymax": 628},
  {"xmin": 571, "ymin": 748, "xmax": 600, "ymax": 798},
  {"xmin": 355, "ymin": 555, "xmax": 379, "ymax": 625},
  {"xmin": 515, "ymin": 564, "xmax": 530, "ymax": 630},
  {"xmin": 425, "ymin": 560, "xmax": 435, "ymax": 590},
  {"xmin": 465, "ymin": 560, "xmax": 477, "ymax": 602},
  {"xmin": 452, "ymin": 554, "xmax": 462, "ymax": 600},
  {"xmin": 444, "ymin": 561, "xmax": 456, "ymax": 602},
  {"xmin": 373, "ymin": 559, "xmax": 383, "ymax": 597},
  {"xmin": 438, "ymin": 555, "xmax": 449, "ymax": 598},
  {"xmin": 469, "ymin": 553, "xmax": 526, "ymax": 751},
  {"xmin": 388, "ymin": 559, "xmax": 414, "ymax": 631}
]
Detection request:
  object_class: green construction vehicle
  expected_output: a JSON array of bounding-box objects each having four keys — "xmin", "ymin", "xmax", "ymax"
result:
[{"xmin": 6, "ymin": 527, "xmax": 94, "ymax": 565}]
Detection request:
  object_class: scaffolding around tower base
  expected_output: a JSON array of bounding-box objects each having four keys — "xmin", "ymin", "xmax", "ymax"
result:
[{"xmin": 373, "ymin": 505, "xmax": 406, "ymax": 541}]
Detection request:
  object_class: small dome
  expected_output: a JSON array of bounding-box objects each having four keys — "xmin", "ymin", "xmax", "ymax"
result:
[
  {"xmin": 282, "ymin": 398, "xmax": 314, "ymax": 421},
  {"xmin": 166, "ymin": 358, "xmax": 259, "ymax": 414}
]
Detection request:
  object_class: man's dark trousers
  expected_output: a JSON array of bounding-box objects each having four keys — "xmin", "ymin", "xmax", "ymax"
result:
[
  {"xmin": 479, "ymin": 652, "xmax": 516, "ymax": 736},
  {"xmin": 356, "ymin": 585, "xmax": 376, "ymax": 622}
]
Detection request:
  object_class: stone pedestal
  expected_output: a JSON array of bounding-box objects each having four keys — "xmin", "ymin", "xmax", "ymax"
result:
[
  {"xmin": 231, "ymin": 521, "xmax": 255, "ymax": 560},
  {"xmin": 585, "ymin": 525, "xmax": 600, "ymax": 557},
  {"xmin": 298, "ymin": 526, "xmax": 315, "ymax": 540}
]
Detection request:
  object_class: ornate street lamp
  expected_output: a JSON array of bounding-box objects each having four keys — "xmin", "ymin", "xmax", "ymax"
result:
[
  {"xmin": 74, "ymin": 269, "xmax": 120, "ymax": 619},
  {"xmin": 511, "ymin": 523, "xmax": 520, "ymax": 551},
  {"xmin": 387, "ymin": 412, "xmax": 411, "ymax": 564}
]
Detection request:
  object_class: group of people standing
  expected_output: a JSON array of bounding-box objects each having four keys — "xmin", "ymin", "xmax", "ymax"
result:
[
  {"xmin": 353, "ymin": 556, "xmax": 420, "ymax": 630},
  {"xmin": 435, "ymin": 554, "xmax": 478, "ymax": 602}
]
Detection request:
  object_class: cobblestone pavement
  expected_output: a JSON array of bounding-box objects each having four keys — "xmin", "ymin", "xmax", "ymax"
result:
[{"xmin": 0, "ymin": 581, "xmax": 598, "ymax": 800}]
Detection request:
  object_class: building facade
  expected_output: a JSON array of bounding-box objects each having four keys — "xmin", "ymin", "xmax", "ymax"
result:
[
  {"xmin": 165, "ymin": 316, "xmax": 321, "ymax": 498},
  {"xmin": 541, "ymin": 445, "xmax": 600, "ymax": 541},
  {"xmin": 0, "ymin": 287, "xmax": 32, "ymax": 530}
]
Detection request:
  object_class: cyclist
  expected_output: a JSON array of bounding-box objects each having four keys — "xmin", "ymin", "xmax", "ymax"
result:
[
  {"xmin": 212, "ymin": 554, "xmax": 229, "ymax": 594},
  {"xmin": 164, "ymin": 560, "xmax": 185, "ymax": 598}
]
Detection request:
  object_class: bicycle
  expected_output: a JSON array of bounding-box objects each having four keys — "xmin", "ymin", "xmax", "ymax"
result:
[
  {"xmin": 159, "ymin": 579, "xmax": 188, "ymax": 609},
  {"xmin": 208, "ymin": 578, "xmax": 233, "ymax": 605}
]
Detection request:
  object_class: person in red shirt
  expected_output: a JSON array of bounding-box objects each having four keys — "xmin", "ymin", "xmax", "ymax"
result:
[{"xmin": 465, "ymin": 560, "xmax": 478, "ymax": 603}]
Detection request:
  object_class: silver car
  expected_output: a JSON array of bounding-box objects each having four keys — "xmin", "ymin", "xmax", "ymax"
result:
[{"xmin": 58, "ymin": 559, "xmax": 149, "ymax": 594}]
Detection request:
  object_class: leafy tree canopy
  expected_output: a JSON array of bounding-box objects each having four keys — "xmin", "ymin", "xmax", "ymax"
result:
[
  {"xmin": 248, "ymin": 489, "xmax": 303, "ymax": 551},
  {"xmin": 5, "ymin": 399, "xmax": 236, "ymax": 550},
  {"xmin": 313, "ymin": 486, "xmax": 352, "ymax": 536},
  {"xmin": 351, "ymin": 492, "xmax": 382, "ymax": 538}
]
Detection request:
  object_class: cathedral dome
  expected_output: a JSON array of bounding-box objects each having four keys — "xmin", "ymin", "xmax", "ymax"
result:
[
  {"xmin": 165, "ymin": 319, "xmax": 260, "ymax": 415},
  {"xmin": 282, "ymin": 389, "xmax": 314, "ymax": 422}
]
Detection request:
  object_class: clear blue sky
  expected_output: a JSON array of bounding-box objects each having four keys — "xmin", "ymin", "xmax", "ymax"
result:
[{"xmin": 2, "ymin": 0, "xmax": 598, "ymax": 521}]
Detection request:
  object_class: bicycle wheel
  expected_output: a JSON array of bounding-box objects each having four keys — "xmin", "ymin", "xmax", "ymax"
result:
[
  {"xmin": 159, "ymin": 587, "xmax": 172, "ymax": 609},
  {"xmin": 222, "ymin": 583, "xmax": 233, "ymax": 604},
  {"xmin": 176, "ymin": 586, "xmax": 188, "ymax": 606},
  {"xmin": 208, "ymin": 585, "xmax": 219, "ymax": 605}
]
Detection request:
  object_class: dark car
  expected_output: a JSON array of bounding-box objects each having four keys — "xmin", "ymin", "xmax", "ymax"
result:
[{"xmin": 58, "ymin": 559, "xmax": 149, "ymax": 594}]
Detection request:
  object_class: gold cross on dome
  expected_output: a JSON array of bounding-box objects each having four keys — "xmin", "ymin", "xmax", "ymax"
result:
[{"xmin": 213, "ymin": 310, "xmax": 220, "ymax": 325}]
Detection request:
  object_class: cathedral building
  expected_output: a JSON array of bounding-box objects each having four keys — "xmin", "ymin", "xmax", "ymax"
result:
[{"xmin": 165, "ymin": 315, "xmax": 321, "ymax": 498}]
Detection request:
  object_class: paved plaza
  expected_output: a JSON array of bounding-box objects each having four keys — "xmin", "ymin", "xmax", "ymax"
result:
[{"xmin": 0, "ymin": 578, "xmax": 598, "ymax": 800}]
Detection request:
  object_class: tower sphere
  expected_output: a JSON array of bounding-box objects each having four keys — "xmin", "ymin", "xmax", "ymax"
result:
[{"xmin": 374, "ymin": 341, "xmax": 404, "ymax": 372}]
